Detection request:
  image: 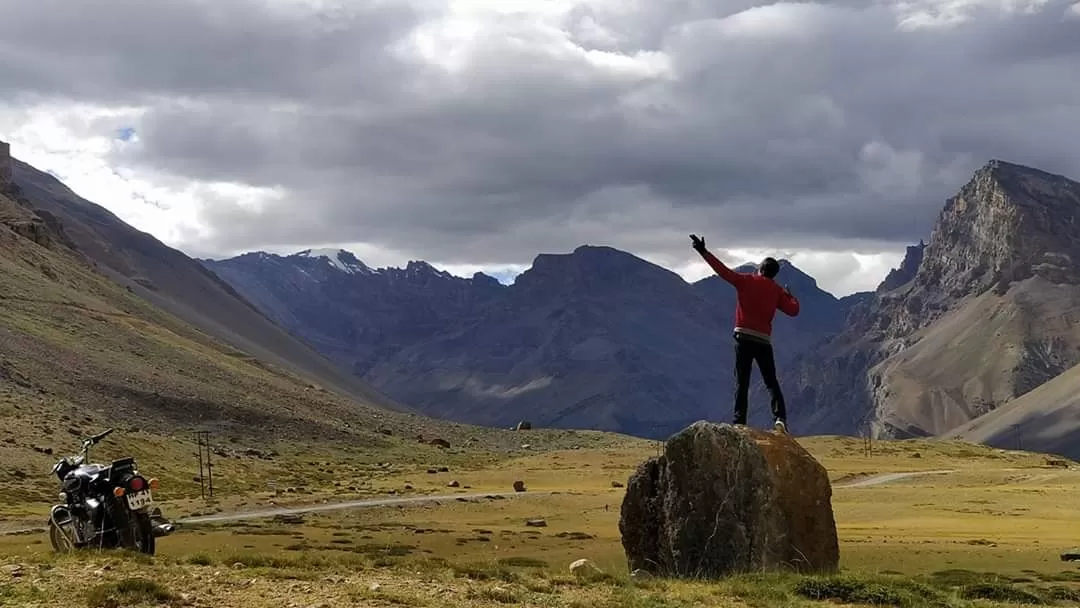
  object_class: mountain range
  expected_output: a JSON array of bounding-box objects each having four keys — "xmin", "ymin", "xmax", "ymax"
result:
[
  {"xmin": 203, "ymin": 244, "xmax": 865, "ymax": 437},
  {"xmin": 203, "ymin": 160, "xmax": 1080, "ymax": 459},
  {"xmin": 4, "ymin": 137, "xmax": 1080, "ymax": 460}
]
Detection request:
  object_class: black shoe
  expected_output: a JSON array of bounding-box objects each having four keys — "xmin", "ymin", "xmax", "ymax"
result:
[{"xmin": 773, "ymin": 419, "xmax": 788, "ymax": 434}]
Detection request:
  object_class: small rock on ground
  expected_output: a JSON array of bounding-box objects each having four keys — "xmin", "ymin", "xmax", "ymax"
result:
[{"xmin": 570, "ymin": 558, "xmax": 604, "ymax": 579}]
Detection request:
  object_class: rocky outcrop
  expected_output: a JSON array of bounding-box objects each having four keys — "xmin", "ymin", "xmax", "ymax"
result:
[
  {"xmin": 0, "ymin": 191, "xmax": 54, "ymax": 249},
  {"xmin": 789, "ymin": 159, "xmax": 1080, "ymax": 440},
  {"xmin": 0, "ymin": 141, "xmax": 11, "ymax": 186},
  {"xmin": 877, "ymin": 241, "xmax": 925, "ymax": 294},
  {"xmin": 618, "ymin": 421, "xmax": 838, "ymax": 578}
]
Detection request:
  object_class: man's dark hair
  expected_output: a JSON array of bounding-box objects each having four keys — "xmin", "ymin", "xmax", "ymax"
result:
[{"xmin": 759, "ymin": 257, "xmax": 780, "ymax": 279}]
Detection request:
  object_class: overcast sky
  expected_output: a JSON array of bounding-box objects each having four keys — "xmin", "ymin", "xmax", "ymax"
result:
[{"xmin": 2, "ymin": 0, "xmax": 1078, "ymax": 296}]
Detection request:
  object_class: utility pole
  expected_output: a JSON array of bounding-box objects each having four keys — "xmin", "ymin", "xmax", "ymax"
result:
[
  {"xmin": 195, "ymin": 432, "xmax": 205, "ymax": 500},
  {"xmin": 194, "ymin": 431, "xmax": 213, "ymax": 499}
]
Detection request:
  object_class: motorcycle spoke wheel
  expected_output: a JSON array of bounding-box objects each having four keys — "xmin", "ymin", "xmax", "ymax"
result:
[{"xmin": 48, "ymin": 521, "xmax": 75, "ymax": 553}]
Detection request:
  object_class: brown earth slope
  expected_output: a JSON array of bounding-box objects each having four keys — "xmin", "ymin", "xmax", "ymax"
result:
[
  {"xmin": 0, "ymin": 176, "xmax": 626, "ymax": 511},
  {"xmin": 7, "ymin": 152, "xmax": 405, "ymax": 413},
  {"xmin": 944, "ymin": 359, "xmax": 1080, "ymax": 459}
]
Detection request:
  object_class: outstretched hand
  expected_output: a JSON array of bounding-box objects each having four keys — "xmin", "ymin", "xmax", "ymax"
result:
[{"xmin": 689, "ymin": 234, "xmax": 706, "ymax": 252}]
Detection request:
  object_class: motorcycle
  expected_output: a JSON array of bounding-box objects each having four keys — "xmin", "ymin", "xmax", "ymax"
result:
[{"xmin": 47, "ymin": 428, "xmax": 175, "ymax": 555}]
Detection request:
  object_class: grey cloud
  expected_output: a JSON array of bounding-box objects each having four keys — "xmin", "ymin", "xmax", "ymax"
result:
[{"xmin": 2, "ymin": 0, "xmax": 1080, "ymax": 276}]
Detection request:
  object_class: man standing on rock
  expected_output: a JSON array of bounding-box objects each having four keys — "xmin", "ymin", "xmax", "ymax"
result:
[{"xmin": 690, "ymin": 234, "xmax": 800, "ymax": 433}]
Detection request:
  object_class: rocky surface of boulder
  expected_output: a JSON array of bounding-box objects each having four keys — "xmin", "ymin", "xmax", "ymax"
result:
[{"xmin": 619, "ymin": 421, "xmax": 838, "ymax": 578}]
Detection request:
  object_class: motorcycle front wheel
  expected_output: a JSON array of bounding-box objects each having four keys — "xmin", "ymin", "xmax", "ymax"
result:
[{"xmin": 48, "ymin": 519, "xmax": 75, "ymax": 553}]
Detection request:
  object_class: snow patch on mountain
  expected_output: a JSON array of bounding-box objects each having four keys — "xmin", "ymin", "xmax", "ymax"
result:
[{"xmin": 293, "ymin": 248, "xmax": 377, "ymax": 275}]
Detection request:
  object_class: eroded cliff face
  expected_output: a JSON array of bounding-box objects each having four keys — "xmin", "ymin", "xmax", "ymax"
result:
[{"xmin": 791, "ymin": 159, "xmax": 1080, "ymax": 438}]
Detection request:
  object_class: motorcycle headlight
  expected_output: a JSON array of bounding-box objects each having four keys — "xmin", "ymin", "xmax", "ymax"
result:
[{"xmin": 58, "ymin": 492, "xmax": 67, "ymax": 502}]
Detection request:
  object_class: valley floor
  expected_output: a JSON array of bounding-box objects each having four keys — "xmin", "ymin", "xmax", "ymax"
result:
[{"xmin": 3, "ymin": 435, "xmax": 1080, "ymax": 607}]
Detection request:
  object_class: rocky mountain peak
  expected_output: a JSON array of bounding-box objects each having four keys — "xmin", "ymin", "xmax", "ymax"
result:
[
  {"xmin": 516, "ymin": 245, "xmax": 684, "ymax": 293},
  {"xmin": 399, "ymin": 260, "xmax": 451, "ymax": 279},
  {"xmin": 914, "ymin": 159, "xmax": 1080, "ymax": 300}
]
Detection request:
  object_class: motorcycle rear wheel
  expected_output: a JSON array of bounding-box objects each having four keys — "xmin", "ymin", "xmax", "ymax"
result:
[{"xmin": 126, "ymin": 511, "xmax": 156, "ymax": 555}]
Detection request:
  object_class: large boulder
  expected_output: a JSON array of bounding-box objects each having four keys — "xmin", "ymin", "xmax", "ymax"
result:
[{"xmin": 618, "ymin": 421, "xmax": 838, "ymax": 578}]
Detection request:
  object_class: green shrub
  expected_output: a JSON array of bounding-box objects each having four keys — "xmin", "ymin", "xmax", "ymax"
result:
[{"xmin": 959, "ymin": 582, "xmax": 1046, "ymax": 604}]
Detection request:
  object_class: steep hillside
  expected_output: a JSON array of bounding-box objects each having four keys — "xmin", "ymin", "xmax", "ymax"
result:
[
  {"xmin": 788, "ymin": 160, "xmax": 1080, "ymax": 440},
  {"xmin": 201, "ymin": 250, "xmax": 504, "ymax": 375},
  {"xmin": 0, "ymin": 177, "xmax": 631, "ymax": 511},
  {"xmin": 8, "ymin": 153, "xmax": 402, "ymax": 412},
  {"xmin": 0, "ymin": 183, "xmax": 399, "ymax": 473},
  {"xmin": 944, "ymin": 359, "xmax": 1080, "ymax": 460}
]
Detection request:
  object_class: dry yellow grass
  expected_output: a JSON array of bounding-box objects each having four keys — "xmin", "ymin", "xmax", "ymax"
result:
[{"xmin": 4, "ymin": 434, "xmax": 1080, "ymax": 607}]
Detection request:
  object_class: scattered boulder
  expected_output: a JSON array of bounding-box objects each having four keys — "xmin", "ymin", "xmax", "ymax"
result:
[
  {"xmin": 516, "ymin": 421, "xmax": 533, "ymax": 431},
  {"xmin": 1046, "ymin": 458, "xmax": 1070, "ymax": 468},
  {"xmin": 448, "ymin": 480, "xmax": 460, "ymax": 488},
  {"xmin": 429, "ymin": 438, "xmax": 451, "ymax": 449},
  {"xmin": 611, "ymin": 481, "xmax": 624, "ymax": 488},
  {"xmin": 630, "ymin": 568, "xmax": 652, "ymax": 580},
  {"xmin": 1062, "ymin": 550, "xmax": 1080, "ymax": 561},
  {"xmin": 910, "ymin": 452, "xmax": 922, "ymax": 459},
  {"xmin": 5, "ymin": 564, "xmax": 23, "ymax": 578},
  {"xmin": 525, "ymin": 519, "xmax": 547, "ymax": 527},
  {"xmin": 438, "ymin": 466, "xmax": 450, "ymax": 473},
  {"xmin": 619, "ymin": 421, "xmax": 839, "ymax": 578},
  {"xmin": 569, "ymin": 558, "xmax": 604, "ymax": 580},
  {"xmin": 426, "ymin": 469, "xmax": 438, "ymax": 474},
  {"xmin": 513, "ymin": 481, "xmax": 526, "ymax": 492}
]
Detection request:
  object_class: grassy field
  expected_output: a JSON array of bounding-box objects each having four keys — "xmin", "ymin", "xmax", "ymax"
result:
[{"xmin": 3, "ymin": 434, "xmax": 1080, "ymax": 607}]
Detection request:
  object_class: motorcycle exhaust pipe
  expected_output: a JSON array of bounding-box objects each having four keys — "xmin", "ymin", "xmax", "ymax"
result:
[{"xmin": 152, "ymin": 522, "xmax": 175, "ymax": 537}]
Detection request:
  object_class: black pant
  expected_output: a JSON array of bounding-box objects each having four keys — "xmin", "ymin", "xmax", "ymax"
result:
[{"xmin": 733, "ymin": 333, "xmax": 786, "ymax": 425}]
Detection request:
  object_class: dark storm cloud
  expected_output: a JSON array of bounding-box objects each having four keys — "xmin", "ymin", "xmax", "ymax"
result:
[{"xmin": 3, "ymin": 0, "xmax": 1080, "ymax": 267}]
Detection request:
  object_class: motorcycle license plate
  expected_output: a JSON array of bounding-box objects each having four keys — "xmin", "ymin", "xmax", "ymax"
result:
[{"xmin": 125, "ymin": 490, "xmax": 153, "ymax": 510}]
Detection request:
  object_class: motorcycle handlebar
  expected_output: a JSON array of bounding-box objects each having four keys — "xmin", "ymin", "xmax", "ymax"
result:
[{"xmin": 89, "ymin": 428, "xmax": 114, "ymax": 444}]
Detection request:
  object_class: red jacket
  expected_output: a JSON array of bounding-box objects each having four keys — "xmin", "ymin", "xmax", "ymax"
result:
[{"xmin": 700, "ymin": 250, "xmax": 799, "ymax": 340}]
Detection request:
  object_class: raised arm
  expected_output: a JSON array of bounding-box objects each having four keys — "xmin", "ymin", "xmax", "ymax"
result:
[
  {"xmin": 690, "ymin": 234, "xmax": 745, "ymax": 287},
  {"xmin": 778, "ymin": 285, "xmax": 800, "ymax": 317}
]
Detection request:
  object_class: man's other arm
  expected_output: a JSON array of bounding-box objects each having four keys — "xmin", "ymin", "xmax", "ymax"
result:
[{"xmin": 778, "ymin": 286, "xmax": 800, "ymax": 317}]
